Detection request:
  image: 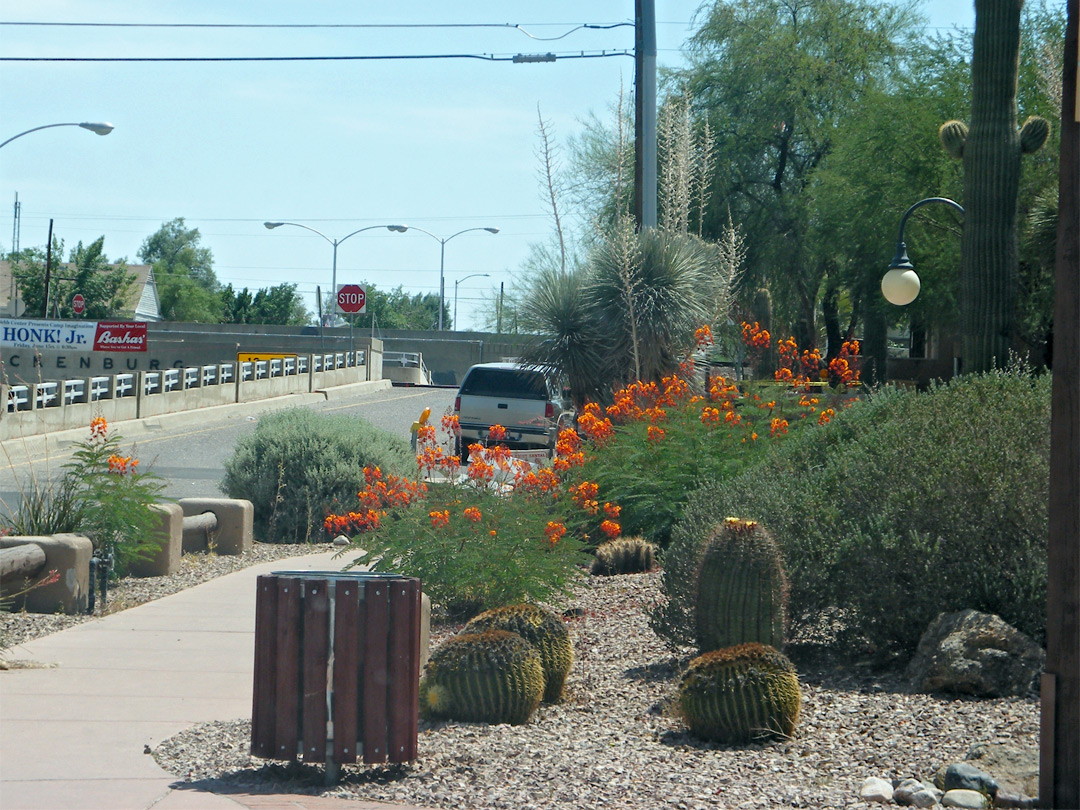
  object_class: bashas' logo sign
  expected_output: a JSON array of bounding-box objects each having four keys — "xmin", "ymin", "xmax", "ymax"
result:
[{"xmin": 93, "ymin": 322, "xmax": 147, "ymax": 352}]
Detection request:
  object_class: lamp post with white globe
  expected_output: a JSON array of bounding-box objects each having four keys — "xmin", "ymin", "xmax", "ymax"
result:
[{"xmin": 881, "ymin": 197, "xmax": 965, "ymax": 306}]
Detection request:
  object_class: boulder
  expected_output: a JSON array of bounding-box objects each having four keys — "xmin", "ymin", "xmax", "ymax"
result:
[
  {"xmin": 965, "ymin": 742, "xmax": 1040, "ymax": 800},
  {"xmin": 906, "ymin": 609, "xmax": 1044, "ymax": 697}
]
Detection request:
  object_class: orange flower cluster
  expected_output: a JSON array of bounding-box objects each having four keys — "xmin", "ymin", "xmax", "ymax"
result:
[
  {"xmin": 701, "ymin": 406, "xmax": 721, "ymax": 425},
  {"xmin": 600, "ymin": 519, "xmax": 621, "ymax": 538},
  {"xmin": 429, "ymin": 510, "xmax": 451, "ymax": 528},
  {"xmin": 441, "ymin": 412, "xmax": 460, "ymax": 434},
  {"xmin": 818, "ymin": 407, "xmax": 837, "ymax": 425},
  {"xmin": 570, "ymin": 481, "xmax": 600, "ymax": 515},
  {"xmin": 694, "ymin": 324, "xmax": 714, "ymax": 348},
  {"xmin": 577, "ymin": 404, "xmax": 615, "ymax": 445},
  {"xmin": 463, "ymin": 506, "xmax": 483, "ymax": 523},
  {"xmin": 770, "ymin": 418, "xmax": 789, "ymax": 437},
  {"xmin": 325, "ymin": 508, "xmax": 381, "ymax": 535},
  {"xmin": 828, "ymin": 340, "xmax": 862, "ymax": 387},
  {"xmin": 90, "ymin": 416, "xmax": 108, "ymax": 439},
  {"xmin": 553, "ymin": 428, "xmax": 586, "ymax": 471},
  {"xmin": 647, "ymin": 425, "xmax": 665, "ymax": 443},
  {"xmin": 604, "ymin": 502, "xmax": 621, "ymax": 519},
  {"xmin": 516, "ymin": 467, "xmax": 561, "ymax": 497},
  {"xmin": 742, "ymin": 321, "xmax": 771, "ymax": 349},
  {"xmin": 325, "ymin": 466, "xmax": 425, "ymax": 536},
  {"xmin": 544, "ymin": 521, "xmax": 567, "ymax": 547},
  {"xmin": 107, "ymin": 454, "xmax": 138, "ymax": 474}
]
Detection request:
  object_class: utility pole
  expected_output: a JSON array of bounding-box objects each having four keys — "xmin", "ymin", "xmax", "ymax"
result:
[
  {"xmin": 1041, "ymin": 1, "xmax": 1079, "ymax": 806},
  {"xmin": 634, "ymin": 0, "xmax": 657, "ymax": 230},
  {"xmin": 42, "ymin": 219, "xmax": 53, "ymax": 318}
]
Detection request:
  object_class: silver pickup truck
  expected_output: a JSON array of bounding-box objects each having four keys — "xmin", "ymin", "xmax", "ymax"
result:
[{"xmin": 453, "ymin": 362, "xmax": 573, "ymax": 461}]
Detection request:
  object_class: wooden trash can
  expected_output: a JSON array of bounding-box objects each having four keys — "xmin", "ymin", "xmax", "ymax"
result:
[{"xmin": 251, "ymin": 571, "xmax": 421, "ymax": 768}]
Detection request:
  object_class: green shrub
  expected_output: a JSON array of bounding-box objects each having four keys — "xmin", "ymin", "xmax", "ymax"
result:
[
  {"xmin": 220, "ymin": 408, "xmax": 413, "ymax": 543},
  {"xmin": 343, "ymin": 482, "xmax": 587, "ymax": 619},
  {"xmin": 2, "ymin": 418, "xmax": 166, "ymax": 577},
  {"xmin": 658, "ymin": 366, "xmax": 1051, "ymax": 655}
]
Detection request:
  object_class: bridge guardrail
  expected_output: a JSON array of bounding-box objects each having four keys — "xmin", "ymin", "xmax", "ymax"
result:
[{"xmin": 1, "ymin": 347, "xmax": 376, "ymax": 440}]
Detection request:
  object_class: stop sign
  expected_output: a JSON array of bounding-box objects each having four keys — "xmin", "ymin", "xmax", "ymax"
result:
[
  {"xmin": 72, "ymin": 293, "xmax": 86, "ymax": 315},
  {"xmin": 335, "ymin": 284, "xmax": 366, "ymax": 314}
]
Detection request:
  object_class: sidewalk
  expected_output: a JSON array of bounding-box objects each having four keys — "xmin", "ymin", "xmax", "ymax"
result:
[{"xmin": 0, "ymin": 551, "xmax": 436, "ymax": 810}]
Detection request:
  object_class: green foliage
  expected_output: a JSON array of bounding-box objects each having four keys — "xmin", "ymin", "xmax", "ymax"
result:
[
  {"xmin": 220, "ymin": 408, "xmax": 413, "ymax": 543},
  {"xmin": 341, "ymin": 284, "xmax": 446, "ymax": 331},
  {"xmin": 678, "ymin": 643, "xmax": 801, "ymax": 744},
  {"xmin": 10, "ymin": 236, "xmax": 136, "ymax": 319},
  {"xmin": 693, "ymin": 518, "xmax": 788, "ymax": 653},
  {"xmin": 463, "ymin": 603, "xmax": 573, "ymax": 703},
  {"xmin": 139, "ymin": 218, "xmax": 221, "ymax": 322},
  {"xmin": 1, "ymin": 420, "xmax": 166, "ymax": 577},
  {"xmin": 590, "ymin": 536, "xmax": 658, "ymax": 577},
  {"xmin": 221, "ymin": 282, "xmax": 310, "ymax": 325},
  {"xmin": 420, "ymin": 629, "xmax": 545, "ymax": 725},
  {"xmin": 664, "ymin": 366, "xmax": 1050, "ymax": 655},
  {"xmin": 351, "ymin": 482, "xmax": 587, "ymax": 619}
]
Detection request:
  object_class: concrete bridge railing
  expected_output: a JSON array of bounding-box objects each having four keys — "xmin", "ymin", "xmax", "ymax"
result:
[{"xmin": 1, "ymin": 349, "xmax": 373, "ymax": 441}]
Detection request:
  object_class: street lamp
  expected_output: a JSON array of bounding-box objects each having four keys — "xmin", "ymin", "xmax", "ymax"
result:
[
  {"xmin": 392, "ymin": 226, "xmax": 499, "ymax": 330},
  {"xmin": 453, "ymin": 272, "xmax": 491, "ymax": 331},
  {"xmin": 0, "ymin": 121, "xmax": 114, "ymax": 150},
  {"xmin": 881, "ymin": 197, "xmax": 965, "ymax": 306},
  {"xmin": 263, "ymin": 221, "xmax": 407, "ymax": 324}
]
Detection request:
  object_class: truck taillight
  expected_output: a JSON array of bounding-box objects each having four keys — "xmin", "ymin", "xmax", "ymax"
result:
[
  {"xmin": 545, "ymin": 402, "xmax": 554, "ymax": 419},
  {"xmin": 454, "ymin": 396, "xmax": 461, "ymax": 412}
]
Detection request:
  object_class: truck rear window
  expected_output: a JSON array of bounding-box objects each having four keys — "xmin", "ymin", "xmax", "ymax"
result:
[{"xmin": 460, "ymin": 368, "xmax": 549, "ymax": 400}]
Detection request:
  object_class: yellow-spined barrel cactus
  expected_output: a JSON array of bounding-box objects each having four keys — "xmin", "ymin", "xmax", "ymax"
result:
[
  {"xmin": 463, "ymin": 603, "xmax": 572, "ymax": 703},
  {"xmin": 694, "ymin": 518, "xmax": 788, "ymax": 652},
  {"xmin": 590, "ymin": 536, "xmax": 659, "ymax": 576},
  {"xmin": 678, "ymin": 643, "xmax": 801, "ymax": 744},
  {"xmin": 419, "ymin": 630, "xmax": 544, "ymax": 725}
]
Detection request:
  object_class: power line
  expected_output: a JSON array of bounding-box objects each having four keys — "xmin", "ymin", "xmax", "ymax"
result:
[
  {"xmin": 0, "ymin": 49, "xmax": 631, "ymax": 63},
  {"xmin": 0, "ymin": 20, "xmax": 630, "ymax": 31}
]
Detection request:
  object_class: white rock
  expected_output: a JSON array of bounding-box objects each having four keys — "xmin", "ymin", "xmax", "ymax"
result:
[
  {"xmin": 942, "ymin": 788, "xmax": 989, "ymax": 809},
  {"xmin": 332, "ymin": 534, "xmax": 350, "ymax": 547},
  {"xmin": 859, "ymin": 776, "xmax": 894, "ymax": 804}
]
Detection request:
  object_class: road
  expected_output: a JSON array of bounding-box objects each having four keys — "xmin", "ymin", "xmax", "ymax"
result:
[{"xmin": 0, "ymin": 385, "xmax": 457, "ymax": 509}]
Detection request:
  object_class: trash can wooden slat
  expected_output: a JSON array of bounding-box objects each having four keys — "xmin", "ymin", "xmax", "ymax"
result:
[{"xmin": 251, "ymin": 572, "xmax": 421, "ymax": 769}]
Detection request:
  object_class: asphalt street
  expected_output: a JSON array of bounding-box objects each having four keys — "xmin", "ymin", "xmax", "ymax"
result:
[{"xmin": 0, "ymin": 385, "xmax": 457, "ymax": 507}]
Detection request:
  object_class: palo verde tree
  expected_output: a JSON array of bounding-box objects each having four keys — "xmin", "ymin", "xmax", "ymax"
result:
[
  {"xmin": 684, "ymin": 0, "xmax": 916, "ymax": 352},
  {"xmin": 138, "ymin": 218, "xmax": 222, "ymax": 322}
]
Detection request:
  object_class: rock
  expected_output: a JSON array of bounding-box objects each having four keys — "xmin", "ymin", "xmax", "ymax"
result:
[
  {"xmin": 859, "ymin": 776, "xmax": 894, "ymax": 804},
  {"xmin": 945, "ymin": 762, "xmax": 999, "ymax": 796},
  {"xmin": 906, "ymin": 609, "xmax": 1045, "ymax": 697},
  {"xmin": 993, "ymin": 791, "xmax": 1037, "ymax": 809},
  {"xmin": 895, "ymin": 778, "xmax": 940, "ymax": 808},
  {"xmin": 965, "ymin": 742, "xmax": 1040, "ymax": 799},
  {"xmin": 943, "ymin": 788, "xmax": 989, "ymax": 808},
  {"xmin": 332, "ymin": 534, "xmax": 350, "ymax": 547}
]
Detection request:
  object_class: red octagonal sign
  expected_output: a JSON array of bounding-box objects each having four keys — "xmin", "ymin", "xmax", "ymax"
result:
[
  {"xmin": 335, "ymin": 284, "xmax": 366, "ymax": 314},
  {"xmin": 72, "ymin": 293, "xmax": 86, "ymax": 315}
]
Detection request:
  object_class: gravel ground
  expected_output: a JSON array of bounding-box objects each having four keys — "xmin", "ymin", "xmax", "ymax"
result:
[
  {"xmin": 0, "ymin": 542, "xmax": 325, "ymax": 654},
  {"xmin": 148, "ymin": 571, "xmax": 1040, "ymax": 810}
]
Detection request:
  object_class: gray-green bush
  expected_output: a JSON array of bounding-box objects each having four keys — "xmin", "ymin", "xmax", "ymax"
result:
[
  {"xmin": 220, "ymin": 408, "xmax": 413, "ymax": 543},
  {"xmin": 654, "ymin": 366, "xmax": 1050, "ymax": 655}
]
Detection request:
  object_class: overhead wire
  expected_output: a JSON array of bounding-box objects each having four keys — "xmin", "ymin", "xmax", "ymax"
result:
[{"xmin": 0, "ymin": 51, "xmax": 632, "ymax": 63}]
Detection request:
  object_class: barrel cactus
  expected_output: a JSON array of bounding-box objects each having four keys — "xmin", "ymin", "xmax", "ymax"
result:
[
  {"xmin": 419, "ymin": 630, "xmax": 545, "ymax": 725},
  {"xmin": 678, "ymin": 642, "xmax": 801, "ymax": 744},
  {"xmin": 694, "ymin": 518, "xmax": 788, "ymax": 652},
  {"xmin": 591, "ymin": 536, "xmax": 658, "ymax": 576},
  {"xmin": 463, "ymin": 603, "xmax": 572, "ymax": 703}
]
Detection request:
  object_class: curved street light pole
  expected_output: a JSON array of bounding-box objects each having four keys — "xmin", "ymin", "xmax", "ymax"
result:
[
  {"xmin": 0, "ymin": 121, "xmax": 114, "ymax": 150},
  {"xmin": 454, "ymin": 272, "xmax": 491, "ymax": 332},
  {"xmin": 881, "ymin": 197, "xmax": 965, "ymax": 306},
  {"xmin": 263, "ymin": 221, "xmax": 407, "ymax": 323},
  {"xmin": 393, "ymin": 226, "xmax": 499, "ymax": 330}
]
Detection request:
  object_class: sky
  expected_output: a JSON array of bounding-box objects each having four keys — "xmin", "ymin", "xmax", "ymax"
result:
[{"xmin": 0, "ymin": 0, "xmax": 976, "ymax": 330}]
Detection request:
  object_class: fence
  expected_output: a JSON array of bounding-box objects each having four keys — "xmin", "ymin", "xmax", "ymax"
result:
[{"xmin": 1, "ymin": 349, "xmax": 373, "ymax": 441}]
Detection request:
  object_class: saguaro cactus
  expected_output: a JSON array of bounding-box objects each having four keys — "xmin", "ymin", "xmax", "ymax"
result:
[{"xmin": 940, "ymin": 0, "xmax": 1049, "ymax": 373}]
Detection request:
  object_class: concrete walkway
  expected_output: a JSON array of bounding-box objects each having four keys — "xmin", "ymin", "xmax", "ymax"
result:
[{"xmin": 0, "ymin": 551, "xmax": 436, "ymax": 810}]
